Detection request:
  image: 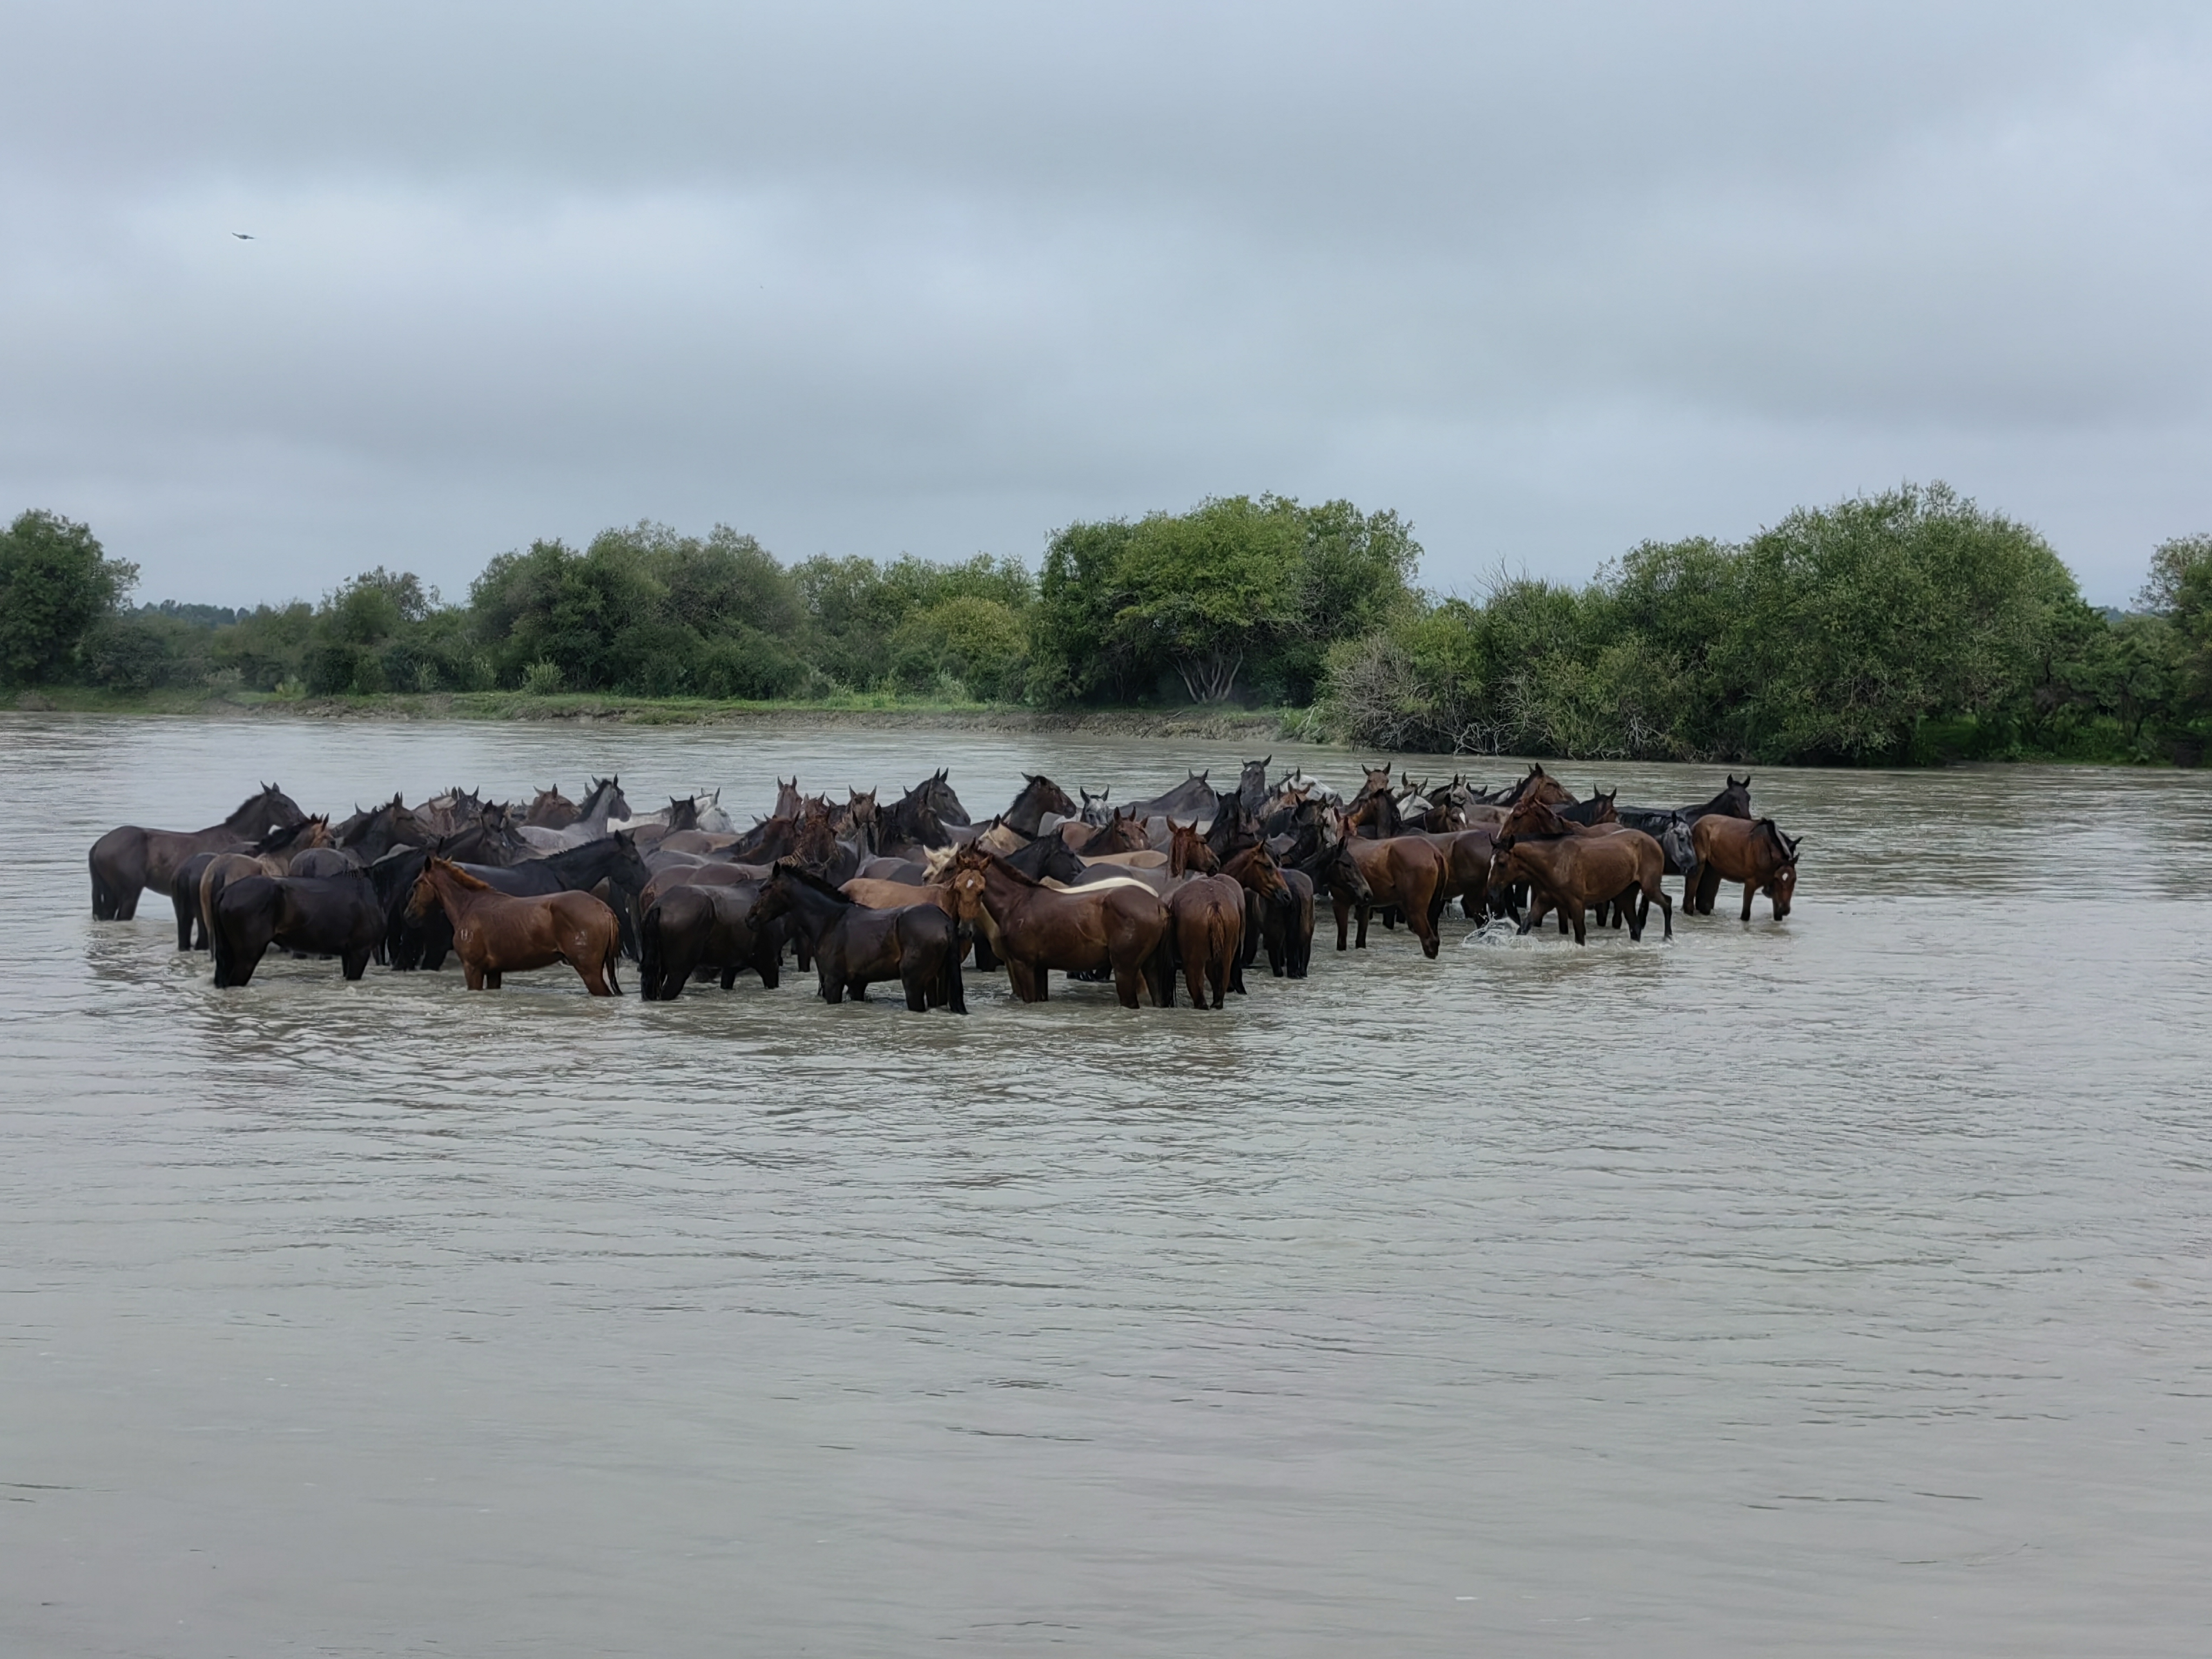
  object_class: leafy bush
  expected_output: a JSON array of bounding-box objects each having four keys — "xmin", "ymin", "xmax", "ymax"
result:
[{"xmin": 0, "ymin": 510, "xmax": 137, "ymax": 684}]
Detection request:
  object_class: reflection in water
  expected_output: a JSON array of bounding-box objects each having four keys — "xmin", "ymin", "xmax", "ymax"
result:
[{"xmin": 3, "ymin": 713, "xmax": 2211, "ymax": 1657}]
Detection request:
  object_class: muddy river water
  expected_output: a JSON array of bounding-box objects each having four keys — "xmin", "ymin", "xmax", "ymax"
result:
[{"xmin": 4, "ymin": 713, "xmax": 2210, "ymax": 1656}]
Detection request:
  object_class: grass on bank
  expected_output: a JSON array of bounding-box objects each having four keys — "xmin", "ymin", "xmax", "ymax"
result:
[{"xmin": 9, "ymin": 683, "xmax": 1309, "ymax": 734}]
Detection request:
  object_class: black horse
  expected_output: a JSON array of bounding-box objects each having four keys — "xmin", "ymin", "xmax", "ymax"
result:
[
  {"xmin": 1000, "ymin": 774, "xmax": 1078, "ymax": 838},
  {"xmin": 1615, "ymin": 775, "xmax": 1752, "ymax": 876},
  {"xmin": 211, "ymin": 873, "xmax": 385, "ymax": 988},
  {"xmin": 753, "ymin": 862, "xmax": 966, "ymax": 1013}
]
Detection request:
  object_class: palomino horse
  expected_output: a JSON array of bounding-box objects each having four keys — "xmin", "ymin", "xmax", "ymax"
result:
[
  {"xmin": 943, "ymin": 846, "xmax": 1173, "ymax": 1008},
  {"xmin": 752, "ymin": 862, "xmax": 966, "ymax": 1013},
  {"xmin": 1689, "ymin": 817, "xmax": 1800, "ymax": 920},
  {"xmin": 406, "ymin": 858, "xmax": 624, "ymax": 994},
  {"xmin": 89, "ymin": 782, "xmax": 307, "ymax": 919},
  {"xmin": 1493, "ymin": 798, "xmax": 1672, "ymax": 945}
]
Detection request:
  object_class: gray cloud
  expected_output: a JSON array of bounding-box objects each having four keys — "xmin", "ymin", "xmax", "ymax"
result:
[{"xmin": 3, "ymin": 1, "xmax": 2208, "ymax": 606}]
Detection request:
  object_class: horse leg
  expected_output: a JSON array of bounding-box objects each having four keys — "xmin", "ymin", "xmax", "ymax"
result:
[
  {"xmin": 1570, "ymin": 903, "xmax": 1587, "ymax": 946},
  {"xmin": 171, "ymin": 882, "xmax": 197, "ymax": 950},
  {"xmin": 1695, "ymin": 864, "xmax": 1721, "ymax": 916},
  {"xmin": 1648, "ymin": 879, "xmax": 1674, "ymax": 940},
  {"xmin": 1740, "ymin": 880, "xmax": 1755, "ymax": 922},
  {"xmin": 485, "ymin": 969, "xmax": 502, "ymax": 989},
  {"xmin": 903, "ymin": 967, "xmax": 929, "ymax": 1012},
  {"xmin": 1354, "ymin": 902, "xmax": 1371, "ymax": 949},
  {"xmin": 342, "ymin": 949, "xmax": 370, "ymax": 980},
  {"xmin": 1112, "ymin": 957, "xmax": 1144, "ymax": 1008},
  {"xmin": 1332, "ymin": 894, "xmax": 1351, "ymax": 951}
]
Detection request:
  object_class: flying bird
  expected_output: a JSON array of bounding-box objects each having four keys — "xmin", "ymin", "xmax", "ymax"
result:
[{"xmin": 232, "ymin": 232, "xmax": 255, "ymax": 240}]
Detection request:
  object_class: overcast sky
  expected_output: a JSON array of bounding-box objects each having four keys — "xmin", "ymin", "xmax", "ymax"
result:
[{"xmin": 3, "ymin": 2, "xmax": 2207, "ymax": 607}]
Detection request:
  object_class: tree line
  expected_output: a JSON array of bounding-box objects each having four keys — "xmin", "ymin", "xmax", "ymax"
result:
[{"xmin": 3, "ymin": 484, "xmax": 2208, "ymax": 764}]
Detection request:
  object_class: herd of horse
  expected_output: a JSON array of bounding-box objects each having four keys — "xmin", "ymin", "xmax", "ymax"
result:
[{"xmin": 85, "ymin": 758, "xmax": 1803, "ymax": 1012}]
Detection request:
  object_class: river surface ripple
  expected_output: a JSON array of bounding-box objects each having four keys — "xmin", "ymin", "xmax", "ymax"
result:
[{"xmin": 4, "ymin": 715, "xmax": 2210, "ymax": 1657}]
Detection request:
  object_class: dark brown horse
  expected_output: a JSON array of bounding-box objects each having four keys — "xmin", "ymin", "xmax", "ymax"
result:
[
  {"xmin": 1690, "ymin": 816, "xmax": 1800, "ymax": 920},
  {"xmin": 753, "ymin": 862, "xmax": 966, "ymax": 1012},
  {"xmin": 523, "ymin": 785, "xmax": 579, "ymax": 828},
  {"xmin": 1222, "ymin": 842, "xmax": 1310, "ymax": 978},
  {"xmin": 90, "ymin": 782, "xmax": 307, "ymax": 919},
  {"xmin": 942, "ymin": 847, "xmax": 1173, "ymax": 1008},
  {"xmin": 406, "ymin": 858, "xmax": 623, "ymax": 994},
  {"xmin": 638, "ymin": 882, "xmax": 781, "ymax": 999},
  {"xmin": 1422, "ymin": 827, "xmax": 1498, "ymax": 921},
  {"xmin": 1493, "ymin": 798, "xmax": 1671, "ymax": 945}
]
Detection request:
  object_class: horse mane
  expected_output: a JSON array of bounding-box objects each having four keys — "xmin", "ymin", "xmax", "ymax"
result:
[
  {"xmin": 771, "ymin": 859, "xmax": 853, "ymax": 903},
  {"xmin": 922, "ymin": 846, "xmax": 960, "ymax": 881},
  {"xmin": 426, "ymin": 857, "xmax": 494, "ymax": 891},
  {"xmin": 1757, "ymin": 818, "xmax": 1797, "ymax": 862},
  {"xmin": 253, "ymin": 814, "xmax": 328, "ymax": 853}
]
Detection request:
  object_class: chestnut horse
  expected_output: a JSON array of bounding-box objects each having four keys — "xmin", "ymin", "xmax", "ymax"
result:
[
  {"xmin": 1493, "ymin": 799, "xmax": 1671, "ymax": 945},
  {"xmin": 1326, "ymin": 802, "xmax": 1448, "ymax": 957},
  {"xmin": 407, "ymin": 857, "xmax": 623, "ymax": 994},
  {"xmin": 1690, "ymin": 816, "xmax": 1800, "ymax": 920},
  {"xmin": 943, "ymin": 847, "xmax": 1174, "ymax": 1008},
  {"xmin": 1162, "ymin": 815, "xmax": 1246, "ymax": 1010}
]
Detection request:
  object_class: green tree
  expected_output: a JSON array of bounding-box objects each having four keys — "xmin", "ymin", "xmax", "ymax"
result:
[{"xmin": 0, "ymin": 510, "xmax": 137, "ymax": 685}]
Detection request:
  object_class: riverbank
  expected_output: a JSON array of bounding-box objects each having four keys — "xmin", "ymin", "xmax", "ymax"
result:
[{"xmin": 8, "ymin": 685, "xmax": 1310, "ymax": 743}]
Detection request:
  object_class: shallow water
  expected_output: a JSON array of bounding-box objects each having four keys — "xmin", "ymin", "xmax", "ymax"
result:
[{"xmin": 4, "ymin": 713, "xmax": 2210, "ymax": 1657}]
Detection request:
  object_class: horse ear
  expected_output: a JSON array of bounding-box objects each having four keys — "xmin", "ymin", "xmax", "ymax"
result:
[{"xmin": 1786, "ymin": 833, "xmax": 1803, "ymax": 854}]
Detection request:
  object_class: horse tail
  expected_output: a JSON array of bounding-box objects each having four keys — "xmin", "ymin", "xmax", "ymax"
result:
[
  {"xmin": 637, "ymin": 903, "xmax": 663, "ymax": 1000},
  {"xmin": 602, "ymin": 922, "xmax": 624, "ymax": 996},
  {"xmin": 209, "ymin": 897, "xmax": 237, "ymax": 988}
]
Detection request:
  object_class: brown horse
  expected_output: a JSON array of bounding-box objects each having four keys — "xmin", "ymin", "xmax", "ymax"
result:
[
  {"xmin": 943, "ymin": 847, "xmax": 1173, "ymax": 1008},
  {"xmin": 1164, "ymin": 822, "xmax": 1247, "ymax": 1011},
  {"xmin": 406, "ymin": 857, "xmax": 623, "ymax": 994},
  {"xmin": 1493, "ymin": 799, "xmax": 1671, "ymax": 945},
  {"xmin": 89, "ymin": 782, "xmax": 307, "ymax": 919},
  {"xmin": 1690, "ymin": 817, "xmax": 1800, "ymax": 920},
  {"xmin": 1318, "ymin": 808, "xmax": 1447, "ymax": 958},
  {"xmin": 1422, "ymin": 827, "xmax": 1497, "ymax": 921}
]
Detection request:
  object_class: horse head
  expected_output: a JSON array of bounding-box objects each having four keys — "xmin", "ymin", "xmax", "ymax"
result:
[
  {"xmin": 1495, "ymin": 794, "xmax": 1572, "ymax": 849},
  {"xmin": 1167, "ymin": 819, "xmax": 1218, "ymax": 878}
]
